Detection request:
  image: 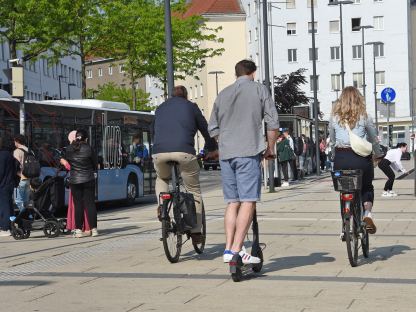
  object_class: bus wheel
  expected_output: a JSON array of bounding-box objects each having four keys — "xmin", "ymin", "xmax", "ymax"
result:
[{"xmin": 126, "ymin": 175, "xmax": 137, "ymax": 206}]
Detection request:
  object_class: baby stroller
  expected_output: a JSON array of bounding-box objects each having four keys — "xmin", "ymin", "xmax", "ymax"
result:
[{"xmin": 10, "ymin": 174, "xmax": 67, "ymax": 240}]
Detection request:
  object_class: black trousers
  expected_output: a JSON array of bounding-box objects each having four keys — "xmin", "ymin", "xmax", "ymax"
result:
[
  {"xmin": 0, "ymin": 186, "xmax": 13, "ymax": 231},
  {"xmin": 290, "ymin": 159, "xmax": 298, "ymax": 180},
  {"xmin": 334, "ymin": 150, "xmax": 374, "ymax": 204},
  {"xmin": 281, "ymin": 161, "xmax": 289, "ymax": 181},
  {"xmin": 378, "ymin": 158, "xmax": 395, "ymax": 191},
  {"xmin": 320, "ymin": 152, "xmax": 327, "ymax": 170},
  {"xmin": 70, "ymin": 180, "xmax": 97, "ymax": 230}
]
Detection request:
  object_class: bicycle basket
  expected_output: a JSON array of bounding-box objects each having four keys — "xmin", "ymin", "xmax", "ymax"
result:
[{"xmin": 331, "ymin": 170, "xmax": 363, "ymax": 192}]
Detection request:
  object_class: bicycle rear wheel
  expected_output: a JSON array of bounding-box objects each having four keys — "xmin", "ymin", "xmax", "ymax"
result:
[
  {"xmin": 361, "ymin": 228, "xmax": 369, "ymax": 258},
  {"xmin": 161, "ymin": 200, "xmax": 182, "ymax": 263},
  {"xmin": 344, "ymin": 216, "xmax": 359, "ymax": 267},
  {"xmin": 193, "ymin": 204, "xmax": 206, "ymax": 254}
]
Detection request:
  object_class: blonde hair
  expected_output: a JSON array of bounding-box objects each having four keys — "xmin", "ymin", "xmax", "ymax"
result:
[{"xmin": 332, "ymin": 86, "xmax": 367, "ymax": 128}]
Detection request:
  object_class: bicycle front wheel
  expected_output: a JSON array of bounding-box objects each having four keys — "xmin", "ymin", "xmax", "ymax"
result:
[
  {"xmin": 344, "ymin": 216, "xmax": 359, "ymax": 267},
  {"xmin": 161, "ymin": 201, "xmax": 182, "ymax": 263},
  {"xmin": 193, "ymin": 204, "xmax": 206, "ymax": 254}
]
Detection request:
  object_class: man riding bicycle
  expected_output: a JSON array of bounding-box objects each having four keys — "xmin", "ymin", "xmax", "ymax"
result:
[{"xmin": 152, "ymin": 86, "xmax": 217, "ymax": 245}]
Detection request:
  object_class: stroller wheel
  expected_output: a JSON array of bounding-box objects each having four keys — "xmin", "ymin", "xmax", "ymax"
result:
[
  {"xmin": 11, "ymin": 228, "xmax": 25, "ymax": 240},
  {"xmin": 58, "ymin": 219, "xmax": 70, "ymax": 234},
  {"xmin": 43, "ymin": 220, "xmax": 60, "ymax": 238}
]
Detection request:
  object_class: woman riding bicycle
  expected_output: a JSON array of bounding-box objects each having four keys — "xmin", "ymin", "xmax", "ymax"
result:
[{"xmin": 329, "ymin": 86, "xmax": 384, "ymax": 234}]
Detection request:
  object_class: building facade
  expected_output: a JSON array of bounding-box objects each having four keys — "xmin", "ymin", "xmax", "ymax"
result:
[
  {"xmin": 243, "ymin": 0, "xmax": 414, "ymax": 147},
  {"xmin": 0, "ymin": 40, "xmax": 82, "ymax": 100}
]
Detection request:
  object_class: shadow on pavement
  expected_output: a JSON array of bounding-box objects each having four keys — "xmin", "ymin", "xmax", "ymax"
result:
[
  {"xmin": 262, "ymin": 252, "xmax": 336, "ymax": 273},
  {"xmin": 0, "ymin": 280, "xmax": 54, "ymax": 287},
  {"xmin": 180, "ymin": 243, "xmax": 224, "ymax": 262},
  {"xmin": 368, "ymin": 244, "xmax": 412, "ymax": 263}
]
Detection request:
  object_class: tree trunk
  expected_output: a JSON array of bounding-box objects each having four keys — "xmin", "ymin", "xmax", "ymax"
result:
[
  {"xmin": 9, "ymin": 39, "xmax": 17, "ymax": 60},
  {"xmin": 131, "ymin": 69, "xmax": 137, "ymax": 111}
]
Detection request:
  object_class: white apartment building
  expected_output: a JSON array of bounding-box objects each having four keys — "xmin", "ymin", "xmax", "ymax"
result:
[
  {"xmin": 0, "ymin": 40, "xmax": 82, "ymax": 100},
  {"xmin": 242, "ymin": 0, "xmax": 414, "ymax": 146}
]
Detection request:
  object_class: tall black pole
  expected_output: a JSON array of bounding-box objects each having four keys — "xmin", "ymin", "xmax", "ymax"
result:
[
  {"xmin": 68, "ymin": 84, "xmax": 71, "ymax": 99},
  {"xmin": 340, "ymin": 4, "xmax": 345, "ymax": 89},
  {"xmin": 362, "ymin": 27, "xmax": 366, "ymax": 102},
  {"xmin": 372, "ymin": 46, "xmax": 378, "ymax": 131},
  {"xmin": 311, "ymin": 0, "xmax": 320, "ymax": 176},
  {"xmin": 263, "ymin": 0, "xmax": 275, "ymax": 192},
  {"xmin": 58, "ymin": 75, "xmax": 62, "ymax": 99},
  {"xmin": 215, "ymin": 73, "xmax": 219, "ymax": 95},
  {"xmin": 164, "ymin": 0, "xmax": 174, "ymax": 98}
]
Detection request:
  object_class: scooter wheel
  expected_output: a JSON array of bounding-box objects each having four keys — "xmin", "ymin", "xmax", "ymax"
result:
[
  {"xmin": 231, "ymin": 267, "xmax": 242, "ymax": 282},
  {"xmin": 229, "ymin": 254, "xmax": 243, "ymax": 282},
  {"xmin": 252, "ymin": 249, "xmax": 263, "ymax": 273}
]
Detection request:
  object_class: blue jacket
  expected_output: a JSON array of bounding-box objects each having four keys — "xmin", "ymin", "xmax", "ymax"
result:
[
  {"xmin": 152, "ymin": 96, "xmax": 217, "ymax": 155},
  {"xmin": 0, "ymin": 149, "xmax": 17, "ymax": 188}
]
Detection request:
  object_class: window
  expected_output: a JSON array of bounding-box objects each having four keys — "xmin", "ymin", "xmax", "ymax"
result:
[
  {"xmin": 374, "ymin": 0, "xmax": 383, "ymax": 2},
  {"xmin": 200, "ymin": 83, "xmax": 203, "ymax": 97},
  {"xmin": 374, "ymin": 43, "xmax": 385, "ymax": 57},
  {"xmin": 308, "ymin": 22, "xmax": 318, "ymax": 34},
  {"xmin": 309, "ymin": 48, "xmax": 319, "ymax": 61},
  {"xmin": 353, "ymin": 72, "xmax": 363, "ymax": 88},
  {"xmin": 255, "ymin": 53, "xmax": 259, "ymax": 66},
  {"xmin": 331, "ymin": 74, "xmax": 341, "ymax": 91},
  {"xmin": 0, "ymin": 41, "xmax": 5, "ymax": 61},
  {"xmin": 288, "ymin": 49, "xmax": 297, "ymax": 62},
  {"xmin": 249, "ymin": 30, "xmax": 252, "ymax": 43},
  {"xmin": 247, "ymin": 3, "xmax": 251, "ymax": 16},
  {"xmin": 286, "ymin": 0, "xmax": 296, "ymax": 9},
  {"xmin": 108, "ymin": 66, "xmax": 113, "ymax": 75},
  {"xmin": 352, "ymin": 45, "xmax": 362, "ymax": 59},
  {"xmin": 287, "ymin": 23, "xmax": 296, "ymax": 35},
  {"xmin": 330, "ymin": 46, "xmax": 340, "ymax": 60},
  {"xmin": 351, "ymin": 18, "xmax": 361, "ymax": 31},
  {"xmin": 98, "ymin": 68, "xmax": 102, "ymax": 77},
  {"xmin": 329, "ymin": 20, "xmax": 340, "ymax": 33},
  {"xmin": 374, "ymin": 16, "xmax": 384, "ymax": 30},
  {"xmin": 307, "ymin": 0, "xmax": 317, "ymax": 8},
  {"xmin": 194, "ymin": 85, "xmax": 198, "ymax": 99},
  {"xmin": 119, "ymin": 64, "xmax": 125, "ymax": 73},
  {"xmin": 353, "ymin": 0, "xmax": 361, "ymax": 3},
  {"xmin": 376, "ymin": 71, "xmax": 385, "ymax": 85},
  {"xmin": 86, "ymin": 69, "xmax": 92, "ymax": 79},
  {"xmin": 253, "ymin": 1, "xmax": 256, "ymax": 14},
  {"xmin": 310, "ymin": 75, "xmax": 319, "ymax": 91},
  {"xmin": 189, "ymin": 87, "xmax": 193, "ymax": 100},
  {"xmin": 255, "ymin": 27, "xmax": 259, "ymax": 41}
]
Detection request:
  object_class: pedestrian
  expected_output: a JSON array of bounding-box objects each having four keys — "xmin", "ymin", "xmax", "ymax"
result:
[
  {"xmin": 329, "ymin": 86, "xmax": 384, "ymax": 234},
  {"xmin": 277, "ymin": 134, "xmax": 294, "ymax": 187},
  {"xmin": 208, "ymin": 59, "xmax": 279, "ymax": 264},
  {"xmin": 378, "ymin": 142, "xmax": 408, "ymax": 197},
  {"xmin": 129, "ymin": 134, "xmax": 149, "ymax": 165},
  {"xmin": 319, "ymin": 138, "xmax": 327, "ymax": 171},
  {"xmin": 325, "ymin": 137, "xmax": 333, "ymax": 171},
  {"xmin": 299, "ymin": 134, "xmax": 309, "ymax": 177},
  {"xmin": 282, "ymin": 128, "xmax": 298, "ymax": 181},
  {"xmin": 64, "ymin": 129, "xmax": 98, "ymax": 238},
  {"xmin": 13, "ymin": 135, "xmax": 30, "ymax": 212},
  {"xmin": 0, "ymin": 137, "xmax": 17, "ymax": 237},
  {"xmin": 61, "ymin": 130, "xmax": 91, "ymax": 234}
]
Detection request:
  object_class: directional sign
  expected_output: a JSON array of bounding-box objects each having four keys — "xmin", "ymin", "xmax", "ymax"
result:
[{"xmin": 381, "ymin": 87, "xmax": 396, "ymax": 103}]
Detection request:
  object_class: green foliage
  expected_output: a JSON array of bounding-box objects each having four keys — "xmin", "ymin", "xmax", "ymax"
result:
[
  {"xmin": 88, "ymin": 83, "xmax": 153, "ymax": 111},
  {"xmin": 274, "ymin": 69, "xmax": 311, "ymax": 114}
]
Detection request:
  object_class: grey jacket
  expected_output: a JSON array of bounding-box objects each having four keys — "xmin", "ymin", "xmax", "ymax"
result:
[{"xmin": 329, "ymin": 115, "xmax": 383, "ymax": 157}]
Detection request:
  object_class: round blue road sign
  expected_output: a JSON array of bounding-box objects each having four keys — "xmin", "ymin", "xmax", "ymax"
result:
[{"xmin": 381, "ymin": 87, "xmax": 396, "ymax": 103}]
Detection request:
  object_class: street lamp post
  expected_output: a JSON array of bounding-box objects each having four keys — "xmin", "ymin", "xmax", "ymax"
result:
[
  {"xmin": 208, "ymin": 71, "xmax": 225, "ymax": 95},
  {"xmin": 311, "ymin": 0, "xmax": 320, "ymax": 176},
  {"xmin": 356, "ymin": 25, "xmax": 374, "ymax": 102},
  {"xmin": 365, "ymin": 41, "xmax": 383, "ymax": 132},
  {"xmin": 329, "ymin": 1, "xmax": 353, "ymax": 89},
  {"xmin": 164, "ymin": 0, "xmax": 174, "ymax": 99},
  {"xmin": 68, "ymin": 83, "xmax": 76, "ymax": 99}
]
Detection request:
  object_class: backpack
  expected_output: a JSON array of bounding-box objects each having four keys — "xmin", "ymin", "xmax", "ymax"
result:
[
  {"xmin": 293, "ymin": 137, "xmax": 304, "ymax": 156},
  {"xmin": 19, "ymin": 148, "xmax": 41, "ymax": 178}
]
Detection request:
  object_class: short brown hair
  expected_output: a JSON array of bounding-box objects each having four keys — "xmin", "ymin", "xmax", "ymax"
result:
[
  {"xmin": 235, "ymin": 59, "xmax": 257, "ymax": 77},
  {"xmin": 173, "ymin": 86, "xmax": 188, "ymax": 99}
]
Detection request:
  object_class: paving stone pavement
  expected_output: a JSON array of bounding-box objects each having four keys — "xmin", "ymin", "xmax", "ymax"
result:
[{"xmin": 0, "ymin": 163, "xmax": 415, "ymax": 312}]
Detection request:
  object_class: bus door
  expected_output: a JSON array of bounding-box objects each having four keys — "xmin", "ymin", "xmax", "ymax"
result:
[{"xmin": 142, "ymin": 130, "xmax": 155, "ymax": 195}]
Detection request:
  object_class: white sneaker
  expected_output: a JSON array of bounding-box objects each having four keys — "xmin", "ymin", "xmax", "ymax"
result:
[
  {"xmin": 91, "ymin": 228, "xmax": 99, "ymax": 237},
  {"xmin": 223, "ymin": 250, "xmax": 235, "ymax": 263},
  {"xmin": 72, "ymin": 229, "xmax": 84, "ymax": 238},
  {"xmin": 0, "ymin": 230, "xmax": 11, "ymax": 237},
  {"xmin": 282, "ymin": 181, "xmax": 290, "ymax": 187},
  {"xmin": 382, "ymin": 191, "xmax": 392, "ymax": 197},
  {"xmin": 388, "ymin": 191, "xmax": 398, "ymax": 197},
  {"xmin": 239, "ymin": 246, "xmax": 261, "ymax": 264}
]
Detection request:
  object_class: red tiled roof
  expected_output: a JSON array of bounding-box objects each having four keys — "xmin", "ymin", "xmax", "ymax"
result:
[{"xmin": 183, "ymin": 0, "xmax": 244, "ymax": 18}]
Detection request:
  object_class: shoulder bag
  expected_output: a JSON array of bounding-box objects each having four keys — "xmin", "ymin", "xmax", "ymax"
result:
[{"xmin": 345, "ymin": 123, "xmax": 372, "ymax": 157}]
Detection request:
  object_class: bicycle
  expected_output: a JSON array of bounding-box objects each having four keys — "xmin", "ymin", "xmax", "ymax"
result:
[
  {"xmin": 332, "ymin": 169, "xmax": 369, "ymax": 267},
  {"xmin": 159, "ymin": 161, "xmax": 206, "ymax": 263},
  {"xmin": 229, "ymin": 209, "xmax": 264, "ymax": 282}
]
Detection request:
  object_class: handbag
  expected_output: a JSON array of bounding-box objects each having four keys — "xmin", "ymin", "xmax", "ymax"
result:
[{"xmin": 345, "ymin": 123, "xmax": 372, "ymax": 157}]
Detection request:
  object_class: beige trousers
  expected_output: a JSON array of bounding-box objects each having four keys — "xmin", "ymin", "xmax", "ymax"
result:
[{"xmin": 153, "ymin": 152, "xmax": 202, "ymax": 233}]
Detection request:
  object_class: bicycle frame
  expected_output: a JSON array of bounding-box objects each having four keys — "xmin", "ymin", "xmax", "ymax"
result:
[{"xmin": 339, "ymin": 191, "xmax": 363, "ymax": 231}]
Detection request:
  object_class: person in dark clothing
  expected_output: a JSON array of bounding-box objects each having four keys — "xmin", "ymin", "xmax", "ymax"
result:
[
  {"xmin": 0, "ymin": 137, "xmax": 18, "ymax": 236},
  {"xmin": 152, "ymin": 85, "xmax": 217, "ymax": 245},
  {"xmin": 64, "ymin": 129, "xmax": 98, "ymax": 238},
  {"xmin": 277, "ymin": 135, "xmax": 294, "ymax": 187}
]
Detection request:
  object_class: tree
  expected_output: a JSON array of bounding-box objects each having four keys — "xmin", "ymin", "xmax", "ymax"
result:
[
  {"xmin": 0, "ymin": 0, "xmax": 60, "ymax": 60},
  {"xmin": 104, "ymin": 0, "xmax": 224, "ymax": 97},
  {"xmin": 273, "ymin": 68, "xmax": 311, "ymax": 114},
  {"xmin": 88, "ymin": 83, "xmax": 153, "ymax": 111}
]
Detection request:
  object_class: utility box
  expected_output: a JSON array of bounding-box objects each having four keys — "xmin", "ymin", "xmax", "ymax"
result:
[{"xmin": 12, "ymin": 66, "xmax": 24, "ymax": 98}]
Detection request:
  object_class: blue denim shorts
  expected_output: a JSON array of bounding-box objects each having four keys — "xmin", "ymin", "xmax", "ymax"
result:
[{"xmin": 220, "ymin": 155, "xmax": 262, "ymax": 203}]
